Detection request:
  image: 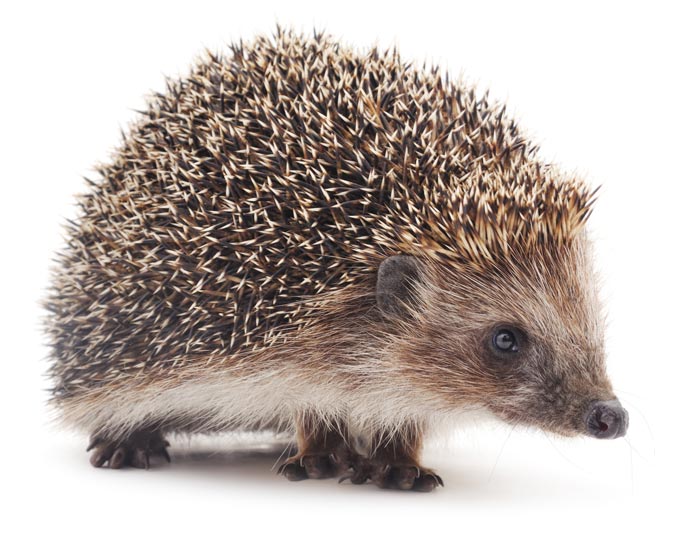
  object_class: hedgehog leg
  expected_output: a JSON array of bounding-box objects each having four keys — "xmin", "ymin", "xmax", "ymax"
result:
[
  {"xmin": 354, "ymin": 426, "xmax": 443, "ymax": 492},
  {"xmin": 278, "ymin": 416, "xmax": 355, "ymax": 481},
  {"xmin": 87, "ymin": 428, "xmax": 171, "ymax": 469}
]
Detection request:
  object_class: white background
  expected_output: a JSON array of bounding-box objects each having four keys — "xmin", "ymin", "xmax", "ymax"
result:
[{"xmin": 2, "ymin": 1, "xmax": 698, "ymax": 538}]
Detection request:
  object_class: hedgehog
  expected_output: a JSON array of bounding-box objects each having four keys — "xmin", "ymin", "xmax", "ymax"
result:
[{"xmin": 44, "ymin": 28, "xmax": 628, "ymax": 492}]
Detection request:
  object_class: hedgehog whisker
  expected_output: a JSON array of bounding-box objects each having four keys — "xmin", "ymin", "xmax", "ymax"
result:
[
  {"xmin": 614, "ymin": 398, "xmax": 655, "ymax": 458},
  {"xmin": 543, "ymin": 432, "xmax": 588, "ymax": 474},
  {"xmin": 487, "ymin": 424, "xmax": 515, "ymax": 483}
]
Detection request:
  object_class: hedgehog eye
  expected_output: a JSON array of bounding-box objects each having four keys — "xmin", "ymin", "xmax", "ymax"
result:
[{"xmin": 492, "ymin": 328, "xmax": 520, "ymax": 353}]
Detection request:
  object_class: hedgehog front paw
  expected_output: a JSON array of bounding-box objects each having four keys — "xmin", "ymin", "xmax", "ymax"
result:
[
  {"xmin": 358, "ymin": 461, "xmax": 444, "ymax": 492},
  {"xmin": 278, "ymin": 452, "xmax": 349, "ymax": 481},
  {"xmin": 87, "ymin": 430, "xmax": 171, "ymax": 469}
]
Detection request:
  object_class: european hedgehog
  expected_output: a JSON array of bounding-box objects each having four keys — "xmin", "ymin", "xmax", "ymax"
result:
[{"xmin": 45, "ymin": 29, "xmax": 628, "ymax": 491}]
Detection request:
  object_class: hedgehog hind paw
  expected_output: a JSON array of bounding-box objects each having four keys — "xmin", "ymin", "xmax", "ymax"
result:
[{"xmin": 87, "ymin": 430, "xmax": 170, "ymax": 470}]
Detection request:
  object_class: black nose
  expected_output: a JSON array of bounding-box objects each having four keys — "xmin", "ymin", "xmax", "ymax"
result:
[{"xmin": 585, "ymin": 399, "xmax": 628, "ymax": 439}]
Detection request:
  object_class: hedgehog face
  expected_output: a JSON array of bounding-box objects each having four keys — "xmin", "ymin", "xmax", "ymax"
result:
[
  {"xmin": 470, "ymin": 313, "xmax": 628, "ymax": 439},
  {"xmin": 380, "ymin": 238, "xmax": 627, "ymax": 438},
  {"xmin": 442, "ymin": 240, "xmax": 626, "ymax": 438}
]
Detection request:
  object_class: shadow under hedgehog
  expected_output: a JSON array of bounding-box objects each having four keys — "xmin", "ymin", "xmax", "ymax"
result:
[{"xmin": 44, "ymin": 29, "xmax": 628, "ymax": 492}]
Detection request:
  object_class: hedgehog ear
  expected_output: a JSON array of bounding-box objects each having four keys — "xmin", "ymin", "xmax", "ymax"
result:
[{"xmin": 376, "ymin": 255, "xmax": 422, "ymax": 318}]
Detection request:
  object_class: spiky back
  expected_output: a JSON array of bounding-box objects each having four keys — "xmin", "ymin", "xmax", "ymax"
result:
[{"xmin": 45, "ymin": 29, "xmax": 595, "ymax": 398}]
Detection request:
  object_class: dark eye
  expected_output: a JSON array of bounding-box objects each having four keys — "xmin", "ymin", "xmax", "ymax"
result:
[{"xmin": 492, "ymin": 329, "xmax": 520, "ymax": 353}]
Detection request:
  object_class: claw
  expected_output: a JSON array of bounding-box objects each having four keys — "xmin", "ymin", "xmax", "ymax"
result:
[
  {"xmin": 86, "ymin": 438, "xmax": 101, "ymax": 452},
  {"xmin": 411, "ymin": 471, "xmax": 443, "ymax": 492}
]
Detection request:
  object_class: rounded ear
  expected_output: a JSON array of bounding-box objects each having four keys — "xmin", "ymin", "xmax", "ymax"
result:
[{"xmin": 376, "ymin": 255, "xmax": 422, "ymax": 318}]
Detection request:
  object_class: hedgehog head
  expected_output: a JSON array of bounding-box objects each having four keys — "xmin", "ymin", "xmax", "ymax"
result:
[{"xmin": 376, "ymin": 174, "xmax": 627, "ymax": 439}]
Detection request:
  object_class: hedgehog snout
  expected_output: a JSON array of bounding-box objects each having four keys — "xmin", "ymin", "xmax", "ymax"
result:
[{"xmin": 584, "ymin": 399, "xmax": 628, "ymax": 439}]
